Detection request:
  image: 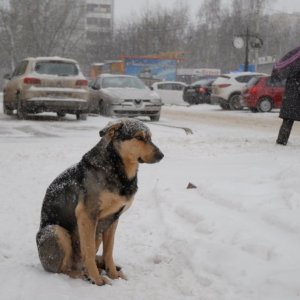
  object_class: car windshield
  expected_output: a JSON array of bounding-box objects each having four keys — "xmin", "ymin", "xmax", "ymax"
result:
[
  {"xmin": 102, "ymin": 76, "xmax": 146, "ymax": 89},
  {"xmin": 34, "ymin": 61, "xmax": 79, "ymax": 76},
  {"xmin": 192, "ymin": 78, "xmax": 215, "ymax": 86}
]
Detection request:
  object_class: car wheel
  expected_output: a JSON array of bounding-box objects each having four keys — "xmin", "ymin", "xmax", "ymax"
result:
[
  {"xmin": 229, "ymin": 94, "xmax": 243, "ymax": 110},
  {"xmin": 257, "ymin": 97, "xmax": 272, "ymax": 112},
  {"xmin": 3, "ymin": 101, "xmax": 14, "ymax": 115},
  {"xmin": 57, "ymin": 112, "xmax": 66, "ymax": 118},
  {"xmin": 17, "ymin": 95, "xmax": 27, "ymax": 119},
  {"xmin": 98, "ymin": 100, "xmax": 105, "ymax": 115},
  {"xmin": 249, "ymin": 107, "xmax": 258, "ymax": 113},
  {"xmin": 76, "ymin": 113, "xmax": 87, "ymax": 120},
  {"xmin": 150, "ymin": 114, "xmax": 160, "ymax": 121},
  {"xmin": 196, "ymin": 97, "xmax": 204, "ymax": 105},
  {"xmin": 219, "ymin": 102, "xmax": 230, "ymax": 110},
  {"xmin": 99, "ymin": 100, "xmax": 110, "ymax": 116}
]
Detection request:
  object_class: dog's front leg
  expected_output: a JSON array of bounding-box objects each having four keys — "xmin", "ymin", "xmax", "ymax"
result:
[
  {"xmin": 103, "ymin": 221, "xmax": 127, "ymax": 280},
  {"xmin": 76, "ymin": 202, "xmax": 110, "ymax": 286}
]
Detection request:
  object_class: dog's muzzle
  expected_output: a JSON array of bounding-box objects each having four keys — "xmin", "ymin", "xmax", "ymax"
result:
[
  {"xmin": 138, "ymin": 147, "xmax": 164, "ymax": 164},
  {"xmin": 154, "ymin": 149, "xmax": 164, "ymax": 162}
]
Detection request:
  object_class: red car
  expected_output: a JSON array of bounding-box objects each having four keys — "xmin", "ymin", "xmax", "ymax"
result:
[{"xmin": 242, "ymin": 76, "xmax": 285, "ymax": 112}]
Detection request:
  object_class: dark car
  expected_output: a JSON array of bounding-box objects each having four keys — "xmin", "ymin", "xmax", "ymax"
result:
[
  {"xmin": 183, "ymin": 78, "xmax": 216, "ymax": 104},
  {"xmin": 242, "ymin": 76, "xmax": 285, "ymax": 112}
]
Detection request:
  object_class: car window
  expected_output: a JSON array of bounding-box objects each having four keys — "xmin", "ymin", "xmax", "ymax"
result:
[
  {"xmin": 236, "ymin": 75, "xmax": 253, "ymax": 83},
  {"xmin": 157, "ymin": 83, "xmax": 172, "ymax": 90},
  {"xmin": 192, "ymin": 78, "xmax": 214, "ymax": 86},
  {"xmin": 172, "ymin": 83, "xmax": 185, "ymax": 91},
  {"xmin": 267, "ymin": 77, "xmax": 286, "ymax": 87},
  {"xmin": 34, "ymin": 61, "xmax": 79, "ymax": 76},
  {"xmin": 102, "ymin": 76, "xmax": 146, "ymax": 89},
  {"xmin": 12, "ymin": 60, "xmax": 28, "ymax": 77}
]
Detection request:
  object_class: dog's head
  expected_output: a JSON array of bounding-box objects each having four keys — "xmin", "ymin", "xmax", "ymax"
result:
[{"xmin": 100, "ymin": 118, "xmax": 164, "ymax": 164}]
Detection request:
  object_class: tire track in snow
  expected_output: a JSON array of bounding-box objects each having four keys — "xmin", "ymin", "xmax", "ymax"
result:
[{"xmin": 148, "ymin": 182, "xmax": 228, "ymax": 298}]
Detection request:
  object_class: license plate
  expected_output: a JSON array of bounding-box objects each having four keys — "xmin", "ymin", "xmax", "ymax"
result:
[{"xmin": 47, "ymin": 92, "xmax": 68, "ymax": 98}]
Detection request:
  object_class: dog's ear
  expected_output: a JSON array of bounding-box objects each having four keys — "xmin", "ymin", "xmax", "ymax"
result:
[{"xmin": 99, "ymin": 122, "xmax": 123, "ymax": 139}]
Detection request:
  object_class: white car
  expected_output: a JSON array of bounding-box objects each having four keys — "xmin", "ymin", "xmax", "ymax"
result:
[
  {"xmin": 211, "ymin": 72, "xmax": 266, "ymax": 110},
  {"xmin": 151, "ymin": 81, "xmax": 187, "ymax": 106}
]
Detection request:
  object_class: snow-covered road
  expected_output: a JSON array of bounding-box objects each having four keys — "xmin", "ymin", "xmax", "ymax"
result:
[{"xmin": 1, "ymin": 100, "xmax": 300, "ymax": 300}]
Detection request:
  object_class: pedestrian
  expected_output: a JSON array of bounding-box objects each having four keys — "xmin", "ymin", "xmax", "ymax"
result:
[
  {"xmin": 276, "ymin": 71, "xmax": 300, "ymax": 145},
  {"xmin": 272, "ymin": 46, "xmax": 300, "ymax": 145}
]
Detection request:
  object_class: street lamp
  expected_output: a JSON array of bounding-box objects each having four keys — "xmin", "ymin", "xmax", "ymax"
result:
[{"xmin": 233, "ymin": 28, "xmax": 263, "ymax": 71}]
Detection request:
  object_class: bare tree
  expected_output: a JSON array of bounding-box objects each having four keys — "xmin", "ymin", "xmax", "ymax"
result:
[
  {"xmin": 112, "ymin": 2, "xmax": 190, "ymax": 58},
  {"xmin": 0, "ymin": 0, "xmax": 85, "ymax": 69}
]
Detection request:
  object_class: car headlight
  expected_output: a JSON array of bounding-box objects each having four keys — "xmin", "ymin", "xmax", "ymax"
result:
[
  {"xmin": 149, "ymin": 92, "xmax": 162, "ymax": 104},
  {"xmin": 111, "ymin": 98, "xmax": 123, "ymax": 104},
  {"xmin": 106, "ymin": 94, "xmax": 123, "ymax": 104},
  {"xmin": 151, "ymin": 97, "xmax": 162, "ymax": 104}
]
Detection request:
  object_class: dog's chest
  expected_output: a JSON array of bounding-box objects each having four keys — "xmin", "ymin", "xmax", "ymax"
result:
[{"xmin": 98, "ymin": 191, "xmax": 134, "ymax": 220}]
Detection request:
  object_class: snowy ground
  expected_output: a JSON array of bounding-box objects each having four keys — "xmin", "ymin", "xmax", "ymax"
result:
[{"xmin": 0, "ymin": 98, "xmax": 300, "ymax": 300}]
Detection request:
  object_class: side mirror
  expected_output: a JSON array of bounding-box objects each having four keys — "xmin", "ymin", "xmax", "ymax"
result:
[
  {"xmin": 150, "ymin": 86, "xmax": 154, "ymax": 91},
  {"xmin": 93, "ymin": 84, "xmax": 100, "ymax": 90},
  {"xmin": 3, "ymin": 73, "xmax": 11, "ymax": 80}
]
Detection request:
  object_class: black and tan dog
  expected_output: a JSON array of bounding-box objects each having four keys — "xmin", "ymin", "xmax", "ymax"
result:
[{"xmin": 36, "ymin": 118, "xmax": 164, "ymax": 285}]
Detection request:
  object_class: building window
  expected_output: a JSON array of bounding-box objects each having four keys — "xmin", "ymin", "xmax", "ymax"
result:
[
  {"xmin": 86, "ymin": 4, "xmax": 99, "ymax": 12},
  {"xmin": 86, "ymin": 31, "xmax": 111, "ymax": 41},
  {"xmin": 99, "ymin": 18, "xmax": 111, "ymax": 27},
  {"xmin": 86, "ymin": 31, "xmax": 99, "ymax": 40},
  {"xmin": 87, "ymin": 17, "xmax": 111, "ymax": 27},
  {"xmin": 87, "ymin": 17, "xmax": 98, "ymax": 25},
  {"xmin": 100, "ymin": 4, "xmax": 111, "ymax": 13}
]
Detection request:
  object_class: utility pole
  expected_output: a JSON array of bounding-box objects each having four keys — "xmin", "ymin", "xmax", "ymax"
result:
[
  {"xmin": 244, "ymin": 27, "xmax": 250, "ymax": 72},
  {"xmin": 233, "ymin": 28, "xmax": 263, "ymax": 72},
  {"xmin": 254, "ymin": 0, "xmax": 262, "ymax": 71}
]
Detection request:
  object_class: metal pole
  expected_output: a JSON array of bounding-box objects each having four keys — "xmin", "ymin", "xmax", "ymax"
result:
[
  {"xmin": 254, "ymin": 0, "xmax": 261, "ymax": 71},
  {"xmin": 244, "ymin": 27, "xmax": 249, "ymax": 71}
]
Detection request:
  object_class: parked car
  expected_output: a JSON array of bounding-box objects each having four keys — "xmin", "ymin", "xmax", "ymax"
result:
[
  {"xmin": 211, "ymin": 72, "xmax": 266, "ymax": 110},
  {"xmin": 183, "ymin": 77, "xmax": 216, "ymax": 104},
  {"xmin": 89, "ymin": 74, "xmax": 162, "ymax": 121},
  {"xmin": 242, "ymin": 76, "xmax": 285, "ymax": 112},
  {"xmin": 3, "ymin": 56, "xmax": 89, "ymax": 120},
  {"xmin": 151, "ymin": 81, "xmax": 187, "ymax": 106}
]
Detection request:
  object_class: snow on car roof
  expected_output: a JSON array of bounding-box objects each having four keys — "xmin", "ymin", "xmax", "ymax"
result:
[
  {"xmin": 223, "ymin": 71, "xmax": 268, "ymax": 77},
  {"xmin": 25, "ymin": 56, "xmax": 78, "ymax": 63},
  {"xmin": 97, "ymin": 73, "xmax": 136, "ymax": 78}
]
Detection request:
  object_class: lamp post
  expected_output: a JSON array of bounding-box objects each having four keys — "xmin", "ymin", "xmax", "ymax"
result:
[{"xmin": 233, "ymin": 28, "xmax": 263, "ymax": 71}]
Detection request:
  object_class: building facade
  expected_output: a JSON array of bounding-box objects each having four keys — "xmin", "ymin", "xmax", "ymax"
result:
[{"xmin": 84, "ymin": 0, "xmax": 114, "ymax": 44}]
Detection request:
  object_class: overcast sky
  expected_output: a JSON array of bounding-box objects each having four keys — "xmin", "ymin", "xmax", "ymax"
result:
[{"xmin": 114, "ymin": 0, "xmax": 300, "ymax": 21}]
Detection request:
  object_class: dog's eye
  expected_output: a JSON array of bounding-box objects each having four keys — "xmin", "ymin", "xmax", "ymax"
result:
[{"xmin": 135, "ymin": 136, "xmax": 144, "ymax": 142}]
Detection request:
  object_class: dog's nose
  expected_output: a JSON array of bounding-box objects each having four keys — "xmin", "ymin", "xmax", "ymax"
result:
[{"xmin": 155, "ymin": 150, "xmax": 164, "ymax": 161}]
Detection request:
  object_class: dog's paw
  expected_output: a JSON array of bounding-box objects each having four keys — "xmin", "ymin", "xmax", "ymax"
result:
[
  {"xmin": 84, "ymin": 274, "xmax": 112, "ymax": 286},
  {"xmin": 106, "ymin": 268, "xmax": 127, "ymax": 280}
]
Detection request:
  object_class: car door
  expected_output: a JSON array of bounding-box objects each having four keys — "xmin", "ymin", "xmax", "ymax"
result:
[
  {"xmin": 4, "ymin": 60, "xmax": 29, "ymax": 106},
  {"xmin": 171, "ymin": 83, "xmax": 187, "ymax": 105},
  {"xmin": 156, "ymin": 82, "xmax": 186, "ymax": 105}
]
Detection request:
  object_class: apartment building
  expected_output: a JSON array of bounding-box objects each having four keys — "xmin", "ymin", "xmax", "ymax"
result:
[{"xmin": 84, "ymin": 0, "xmax": 114, "ymax": 43}]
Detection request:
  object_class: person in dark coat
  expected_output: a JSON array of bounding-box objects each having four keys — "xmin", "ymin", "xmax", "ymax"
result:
[{"xmin": 276, "ymin": 71, "xmax": 300, "ymax": 145}]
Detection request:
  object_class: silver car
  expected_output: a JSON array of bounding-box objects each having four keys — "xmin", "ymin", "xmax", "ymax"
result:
[
  {"xmin": 89, "ymin": 74, "xmax": 162, "ymax": 121},
  {"xmin": 3, "ymin": 57, "xmax": 89, "ymax": 120}
]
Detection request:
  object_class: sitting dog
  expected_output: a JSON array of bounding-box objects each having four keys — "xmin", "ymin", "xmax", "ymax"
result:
[{"xmin": 36, "ymin": 118, "xmax": 164, "ymax": 285}]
